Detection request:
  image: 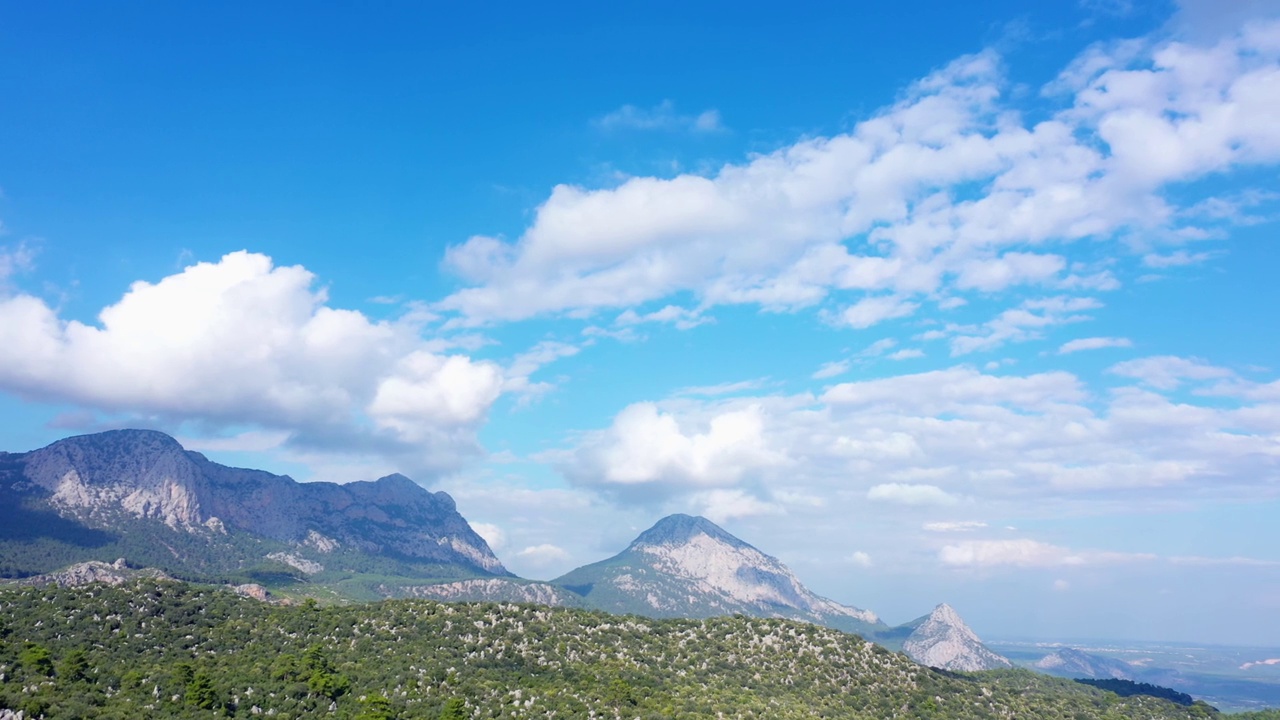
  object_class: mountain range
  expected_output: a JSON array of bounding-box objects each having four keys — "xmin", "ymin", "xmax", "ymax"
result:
[
  {"xmin": 0, "ymin": 429, "xmax": 1010, "ymax": 671},
  {"xmin": 1, "ymin": 430, "xmax": 506, "ymax": 585}
]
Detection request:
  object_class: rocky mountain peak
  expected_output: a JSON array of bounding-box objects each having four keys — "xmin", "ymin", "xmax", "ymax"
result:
[
  {"xmin": 32, "ymin": 428, "xmax": 191, "ymax": 475},
  {"xmin": 629, "ymin": 513, "xmax": 747, "ymax": 550},
  {"xmin": 902, "ymin": 603, "xmax": 1013, "ymax": 672},
  {"xmin": 22, "ymin": 428, "xmax": 207, "ymax": 529},
  {"xmin": 927, "ymin": 603, "xmax": 965, "ymax": 627},
  {"xmin": 367, "ymin": 473, "xmax": 458, "ymax": 511},
  {"xmin": 373, "ymin": 471, "xmax": 417, "ymax": 486},
  {"xmin": 57, "ymin": 427, "xmax": 184, "ymax": 450},
  {"xmin": 554, "ymin": 514, "xmax": 880, "ymax": 630}
]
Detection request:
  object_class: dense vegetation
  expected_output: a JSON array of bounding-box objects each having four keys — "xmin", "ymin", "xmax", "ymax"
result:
[
  {"xmin": 0, "ymin": 579, "xmax": 1254, "ymax": 719},
  {"xmin": 1076, "ymin": 679, "xmax": 1196, "ymax": 707}
]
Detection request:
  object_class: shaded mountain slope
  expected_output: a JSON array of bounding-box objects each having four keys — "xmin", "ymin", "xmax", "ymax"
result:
[{"xmin": 0, "ymin": 429, "xmax": 506, "ymax": 584}]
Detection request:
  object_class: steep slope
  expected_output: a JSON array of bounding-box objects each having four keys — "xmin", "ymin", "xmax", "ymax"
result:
[
  {"xmin": 552, "ymin": 514, "xmax": 881, "ymax": 634},
  {"xmin": 1036, "ymin": 647, "xmax": 1137, "ymax": 680},
  {"xmin": 901, "ymin": 603, "xmax": 1014, "ymax": 671},
  {"xmin": 0, "ymin": 429, "xmax": 506, "ymax": 584}
]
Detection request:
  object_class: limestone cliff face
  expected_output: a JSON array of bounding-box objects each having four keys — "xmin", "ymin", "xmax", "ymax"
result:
[
  {"xmin": 23, "ymin": 430, "xmax": 207, "ymax": 529},
  {"xmin": 552, "ymin": 514, "xmax": 881, "ymax": 634},
  {"xmin": 902, "ymin": 603, "xmax": 1013, "ymax": 671},
  {"xmin": 4, "ymin": 429, "xmax": 507, "ymax": 576}
]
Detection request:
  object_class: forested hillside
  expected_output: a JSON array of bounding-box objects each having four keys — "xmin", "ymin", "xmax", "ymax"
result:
[{"xmin": 0, "ymin": 579, "xmax": 1239, "ymax": 719}]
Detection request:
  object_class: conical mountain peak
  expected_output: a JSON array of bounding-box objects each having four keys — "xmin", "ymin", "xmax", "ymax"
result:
[
  {"xmin": 553, "ymin": 513, "xmax": 880, "ymax": 630},
  {"xmin": 928, "ymin": 603, "xmax": 965, "ymax": 626},
  {"xmin": 629, "ymin": 513, "xmax": 749, "ymax": 549},
  {"xmin": 902, "ymin": 603, "xmax": 1012, "ymax": 671}
]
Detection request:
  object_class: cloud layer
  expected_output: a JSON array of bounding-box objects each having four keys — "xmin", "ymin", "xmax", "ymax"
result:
[
  {"xmin": 439, "ymin": 20, "xmax": 1280, "ymax": 330},
  {"xmin": 553, "ymin": 362, "xmax": 1280, "ymax": 521}
]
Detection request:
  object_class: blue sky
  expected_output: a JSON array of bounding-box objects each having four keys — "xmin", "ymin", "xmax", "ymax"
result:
[{"xmin": 3, "ymin": 0, "xmax": 1280, "ymax": 645}]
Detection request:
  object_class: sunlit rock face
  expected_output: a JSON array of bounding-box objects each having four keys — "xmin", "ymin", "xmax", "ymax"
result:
[
  {"xmin": 3, "ymin": 429, "xmax": 508, "ymax": 577},
  {"xmin": 902, "ymin": 603, "xmax": 1013, "ymax": 671},
  {"xmin": 25, "ymin": 430, "xmax": 207, "ymax": 529},
  {"xmin": 553, "ymin": 513, "xmax": 881, "ymax": 634}
]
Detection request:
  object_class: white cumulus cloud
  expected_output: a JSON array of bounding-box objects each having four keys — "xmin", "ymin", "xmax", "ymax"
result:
[
  {"xmin": 563, "ymin": 402, "xmax": 785, "ymax": 492},
  {"xmin": 0, "ymin": 251, "xmax": 534, "ymax": 473}
]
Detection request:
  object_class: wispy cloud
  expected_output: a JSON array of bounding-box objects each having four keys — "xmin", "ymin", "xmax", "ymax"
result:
[
  {"xmin": 948, "ymin": 297, "xmax": 1102, "ymax": 356},
  {"xmin": 832, "ymin": 296, "xmax": 920, "ymax": 329},
  {"xmin": 1059, "ymin": 336, "xmax": 1133, "ymax": 354},
  {"xmin": 616, "ymin": 304, "xmax": 709, "ymax": 330},
  {"xmin": 675, "ymin": 378, "xmax": 769, "ymax": 397},
  {"xmin": 594, "ymin": 100, "xmax": 724, "ymax": 133},
  {"xmin": 0, "ymin": 241, "xmax": 36, "ymax": 287},
  {"xmin": 940, "ymin": 539, "xmax": 1155, "ymax": 567},
  {"xmin": 1169, "ymin": 555, "xmax": 1280, "ymax": 567},
  {"xmin": 867, "ymin": 483, "xmax": 958, "ymax": 506},
  {"xmin": 812, "ymin": 360, "xmax": 851, "ymax": 380},
  {"xmin": 940, "ymin": 540, "xmax": 1279, "ymax": 570},
  {"xmin": 1108, "ymin": 355, "xmax": 1235, "ymax": 390},
  {"xmin": 924, "ymin": 521, "xmax": 989, "ymax": 532},
  {"xmin": 1142, "ymin": 250, "xmax": 1215, "ymax": 268},
  {"xmin": 515, "ymin": 543, "xmax": 570, "ymax": 565}
]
